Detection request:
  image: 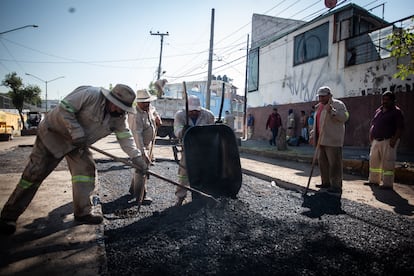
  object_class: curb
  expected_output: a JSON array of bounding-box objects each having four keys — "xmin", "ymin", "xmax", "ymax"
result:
[{"xmin": 239, "ymin": 147, "xmax": 414, "ymax": 185}]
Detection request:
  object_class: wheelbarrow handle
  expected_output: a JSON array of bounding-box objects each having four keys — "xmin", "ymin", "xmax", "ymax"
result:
[{"xmin": 89, "ymin": 145, "xmax": 218, "ymax": 203}]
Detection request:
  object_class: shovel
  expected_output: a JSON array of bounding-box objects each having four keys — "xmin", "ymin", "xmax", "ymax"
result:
[
  {"xmin": 89, "ymin": 145, "xmax": 219, "ymax": 204},
  {"xmin": 303, "ymin": 105, "xmax": 329, "ymax": 197}
]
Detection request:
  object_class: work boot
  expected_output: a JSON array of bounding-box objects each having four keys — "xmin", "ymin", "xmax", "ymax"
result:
[
  {"xmin": 142, "ymin": 196, "xmax": 153, "ymax": 206},
  {"xmin": 0, "ymin": 219, "xmax": 16, "ymax": 235},
  {"xmin": 75, "ymin": 214, "xmax": 103, "ymax": 224}
]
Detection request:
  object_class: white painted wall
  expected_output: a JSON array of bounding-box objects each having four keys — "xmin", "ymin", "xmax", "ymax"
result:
[{"xmin": 248, "ymin": 14, "xmax": 412, "ymax": 107}]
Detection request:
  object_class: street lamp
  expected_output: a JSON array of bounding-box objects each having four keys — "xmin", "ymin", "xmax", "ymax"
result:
[
  {"xmin": 0, "ymin": 25, "xmax": 38, "ymax": 35},
  {"xmin": 25, "ymin": 73, "xmax": 65, "ymax": 112}
]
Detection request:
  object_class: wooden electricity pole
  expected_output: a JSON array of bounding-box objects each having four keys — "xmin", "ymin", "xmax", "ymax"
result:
[
  {"xmin": 206, "ymin": 8, "xmax": 215, "ymax": 110},
  {"xmin": 150, "ymin": 31, "xmax": 169, "ymax": 80}
]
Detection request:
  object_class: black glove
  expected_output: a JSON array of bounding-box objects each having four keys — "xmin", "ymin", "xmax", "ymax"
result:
[{"xmin": 131, "ymin": 156, "xmax": 148, "ymax": 174}]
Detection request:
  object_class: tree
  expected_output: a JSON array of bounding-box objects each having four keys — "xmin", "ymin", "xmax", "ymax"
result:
[
  {"xmin": 2, "ymin": 72, "xmax": 41, "ymax": 130},
  {"xmin": 388, "ymin": 18, "xmax": 414, "ymax": 80}
]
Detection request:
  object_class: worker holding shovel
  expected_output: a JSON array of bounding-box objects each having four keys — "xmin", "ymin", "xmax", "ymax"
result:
[
  {"xmin": 309, "ymin": 86, "xmax": 349, "ymax": 196},
  {"xmin": 128, "ymin": 89, "xmax": 162, "ymax": 206},
  {"xmin": 0, "ymin": 84, "xmax": 148, "ymax": 235}
]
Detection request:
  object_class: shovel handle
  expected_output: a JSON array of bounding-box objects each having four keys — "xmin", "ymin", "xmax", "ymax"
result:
[{"xmin": 89, "ymin": 145, "xmax": 218, "ymax": 203}]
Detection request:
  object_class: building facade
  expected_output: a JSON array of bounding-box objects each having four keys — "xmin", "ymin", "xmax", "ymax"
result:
[{"xmin": 246, "ymin": 3, "xmax": 413, "ymax": 150}]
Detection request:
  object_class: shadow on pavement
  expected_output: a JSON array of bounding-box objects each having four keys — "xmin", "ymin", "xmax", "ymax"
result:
[
  {"xmin": 301, "ymin": 192, "xmax": 346, "ymax": 218},
  {"xmin": 371, "ymin": 187, "xmax": 414, "ymax": 216},
  {"xmin": 102, "ymin": 194, "xmax": 138, "ymax": 217},
  {"xmin": 0, "ymin": 202, "xmax": 81, "ymax": 268}
]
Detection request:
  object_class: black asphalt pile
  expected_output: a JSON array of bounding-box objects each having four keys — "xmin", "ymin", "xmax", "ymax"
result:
[{"xmin": 97, "ymin": 158, "xmax": 414, "ymax": 276}]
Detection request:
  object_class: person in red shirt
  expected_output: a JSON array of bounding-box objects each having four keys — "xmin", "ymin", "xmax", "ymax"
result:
[{"xmin": 266, "ymin": 108, "xmax": 282, "ymax": 146}]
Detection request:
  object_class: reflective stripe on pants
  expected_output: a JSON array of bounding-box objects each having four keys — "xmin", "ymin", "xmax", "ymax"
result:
[
  {"xmin": 368, "ymin": 139, "xmax": 398, "ymax": 187},
  {"xmin": 65, "ymin": 148, "xmax": 96, "ymax": 217}
]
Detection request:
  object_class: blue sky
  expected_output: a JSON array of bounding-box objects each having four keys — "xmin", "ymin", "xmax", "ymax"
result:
[{"xmin": 1, "ymin": 0, "xmax": 413, "ymax": 100}]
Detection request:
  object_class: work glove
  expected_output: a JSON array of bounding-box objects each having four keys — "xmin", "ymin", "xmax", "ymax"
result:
[
  {"xmin": 131, "ymin": 156, "xmax": 148, "ymax": 174},
  {"xmin": 72, "ymin": 136, "xmax": 87, "ymax": 148}
]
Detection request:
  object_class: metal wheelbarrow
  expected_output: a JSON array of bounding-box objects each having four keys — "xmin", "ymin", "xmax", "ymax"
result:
[{"xmin": 183, "ymin": 123, "xmax": 242, "ymax": 199}]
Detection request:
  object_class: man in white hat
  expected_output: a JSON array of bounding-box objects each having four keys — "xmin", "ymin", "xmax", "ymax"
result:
[
  {"xmin": 128, "ymin": 89, "xmax": 162, "ymax": 205},
  {"xmin": 173, "ymin": 95, "xmax": 215, "ymax": 206},
  {"xmin": 0, "ymin": 84, "xmax": 148, "ymax": 235}
]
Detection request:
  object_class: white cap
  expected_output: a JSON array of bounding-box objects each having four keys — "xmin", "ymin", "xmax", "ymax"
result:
[{"xmin": 188, "ymin": 95, "xmax": 201, "ymax": 111}]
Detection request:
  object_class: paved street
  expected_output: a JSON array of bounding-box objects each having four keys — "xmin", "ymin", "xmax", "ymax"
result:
[{"xmin": 0, "ymin": 135, "xmax": 413, "ymax": 275}]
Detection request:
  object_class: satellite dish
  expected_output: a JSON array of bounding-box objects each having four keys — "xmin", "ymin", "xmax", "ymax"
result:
[{"xmin": 325, "ymin": 0, "xmax": 337, "ymax": 9}]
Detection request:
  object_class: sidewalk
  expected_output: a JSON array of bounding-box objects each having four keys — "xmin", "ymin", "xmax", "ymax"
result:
[
  {"xmin": 0, "ymin": 135, "xmax": 106, "ymax": 275},
  {"xmin": 239, "ymin": 139, "xmax": 414, "ymax": 185}
]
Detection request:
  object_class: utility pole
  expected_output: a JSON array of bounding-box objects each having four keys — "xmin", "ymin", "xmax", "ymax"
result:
[
  {"xmin": 206, "ymin": 8, "xmax": 215, "ymax": 110},
  {"xmin": 243, "ymin": 34, "xmax": 249, "ymax": 140},
  {"xmin": 150, "ymin": 31, "xmax": 169, "ymax": 80}
]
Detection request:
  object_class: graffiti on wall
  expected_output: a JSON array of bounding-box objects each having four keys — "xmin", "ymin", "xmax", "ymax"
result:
[
  {"xmin": 285, "ymin": 59, "xmax": 344, "ymax": 102},
  {"xmin": 283, "ymin": 58, "xmax": 413, "ymax": 101}
]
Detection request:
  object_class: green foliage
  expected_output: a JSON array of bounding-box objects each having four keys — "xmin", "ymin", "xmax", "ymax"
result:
[
  {"xmin": 388, "ymin": 18, "xmax": 414, "ymax": 80},
  {"xmin": 2, "ymin": 72, "xmax": 42, "ymax": 129},
  {"xmin": 148, "ymin": 81, "xmax": 157, "ymax": 96}
]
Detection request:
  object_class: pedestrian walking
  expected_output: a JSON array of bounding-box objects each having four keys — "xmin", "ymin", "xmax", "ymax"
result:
[
  {"xmin": 310, "ymin": 86, "xmax": 349, "ymax": 195},
  {"xmin": 128, "ymin": 89, "xmax": 162, "ymax": 205},
  {"xmin": 308, "ymin": 106, "xmax": 315, "ymax": 137},
  {"xmin": 266, "ymin": 108, "xmax": 282, "ymax": 146},
  {"xmin": 300, "ymin": 110, "xmax": 309, "ymax": 143},
  {"xmin": 364, "ymin": 91, "xmax": 404, "ymax": 190},
  {"xmin": 286, "ymin": 109, "xmax": 296, "ymax": 141},
  {"xmin": 173, "ymin": 95, "xmax": 215, "ymax": 206},
  {"xmin": 0, "ymin": 84, "xmax": 148, "ymax": 235},
  {"xmin": 247, "ymin": 113, "xmax": 255, "ymax": 139}
]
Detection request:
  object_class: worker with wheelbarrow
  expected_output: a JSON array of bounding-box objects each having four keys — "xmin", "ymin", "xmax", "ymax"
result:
[{"xmin": 173, "ymin": 95, "xmax": 215, "ymax": 206}]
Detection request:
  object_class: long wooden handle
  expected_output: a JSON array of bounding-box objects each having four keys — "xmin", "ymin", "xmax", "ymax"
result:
[
  {"xmin": 303, "ymin": 108, "xmax": 328, "ymax": 196},
  {"xmin": 89, "ymin": 145, "xmax": 218, "ymax": 203}
]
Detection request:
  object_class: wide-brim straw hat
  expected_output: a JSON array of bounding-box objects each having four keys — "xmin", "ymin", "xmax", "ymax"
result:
[
  {"xmin": 102, "ymin": 84, "xmax": 136, "ymax": 113},
  {"xmin": 136, "ymin": 89, "xmax": 157, "ymax": 102}
]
